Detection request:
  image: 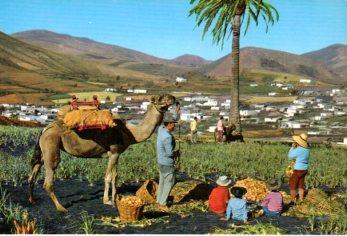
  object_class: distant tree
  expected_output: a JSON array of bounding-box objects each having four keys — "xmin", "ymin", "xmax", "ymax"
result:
[
  {"xmin": 189, "ymin": 0, "xmax": 279, "ymax": 134},
  {"xmin": 116, "ymin": 76, "xmax": 120, "ymax": 81},
  {"xmin": 105, "ymin": 96, "xmax": 111, "ymax": 102}
]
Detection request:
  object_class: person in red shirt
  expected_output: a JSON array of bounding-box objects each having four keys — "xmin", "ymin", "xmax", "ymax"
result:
[{"xmin": 208, "ymin": 176, "xmax": 231, "ymax": 214}]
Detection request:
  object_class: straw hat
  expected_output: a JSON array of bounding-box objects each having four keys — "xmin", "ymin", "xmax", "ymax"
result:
[
  {"xmin": 216, "ymin": 176, "xmax": 231, "ymax": 187},
  {"xmin": 292, "ymin": 133, "xmax": 308, "ymax": 148},
  {"xmin": 267, "ymin": 179, "xmax": 281, "ymax": 191}
]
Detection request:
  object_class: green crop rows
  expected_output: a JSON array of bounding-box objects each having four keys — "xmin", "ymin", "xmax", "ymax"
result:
[{"xmin": 0, "ymin": 125, "xmax": 346, "ymax": 188}]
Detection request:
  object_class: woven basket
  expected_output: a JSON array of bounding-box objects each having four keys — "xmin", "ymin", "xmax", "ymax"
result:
[
  {"xmin": 135, "ymin": 180, "xmax": 158, "ymax": 204},
  {"xmin": 116, "ymin": 196, "xmax": 144, "ymax": 222}
]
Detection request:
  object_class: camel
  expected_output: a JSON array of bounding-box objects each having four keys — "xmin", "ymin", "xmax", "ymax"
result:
[{"xmin": 28, "ymin": 94, "xmax": 175, "ymax": 212}]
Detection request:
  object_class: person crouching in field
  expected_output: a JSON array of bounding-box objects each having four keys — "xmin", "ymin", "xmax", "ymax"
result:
[
  {"xmin": 208, "ymin": 176, "xmax": 231, "ymax": 215},
  {"xmin": 221, "ymin": 187, "xmax": 248, "ymax": 223},
  {"xmin": 288, "ymin": 133, "xmax": 310, "ymax": 203},
  {"xmin": 261, "ymin": 179, "xmax": 283, "ymax": 217}
]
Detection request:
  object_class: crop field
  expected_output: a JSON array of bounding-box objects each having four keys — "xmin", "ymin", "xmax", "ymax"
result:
[
  {"xmin": 52, "ymin": 91, "xmax": 122, "ymax": 105},
  {"xmin": 0, "ymin": 125, "xmax": 346, "ymax": 234},
  {"xmin": 244, "ymin": 95, "xmax": 298, "ymax": 104}
]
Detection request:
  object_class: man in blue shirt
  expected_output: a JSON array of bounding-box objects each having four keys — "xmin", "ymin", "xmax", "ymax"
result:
[{"xmin": 156, "ymin": 114, "xmax": 180, "ymax": 210}]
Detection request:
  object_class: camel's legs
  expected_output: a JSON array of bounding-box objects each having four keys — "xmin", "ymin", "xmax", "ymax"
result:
[
  {"xmin": 103, "ymin": 152, "xmax": 119, "ymax": 205},
  {"xmin": 28, "ymin": 163, "xmax": 42, "ymax": 203},
  {"xmin": 111, "ymin": 164, "xmax": 119, "ymax": 203},
  {"xmin": 42, "ymin": 148, "xmax": 67, "ymax": 212}
]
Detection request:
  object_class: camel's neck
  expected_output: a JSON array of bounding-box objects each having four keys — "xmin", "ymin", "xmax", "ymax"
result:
[{"xmin": 125, "ymin": 104, "xmax": 163, "ymax": 144}]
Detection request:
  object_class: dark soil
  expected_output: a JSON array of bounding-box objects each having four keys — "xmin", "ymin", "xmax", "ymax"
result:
[{"xmin": 0, "ymin": 179, "xmax": 311, "ymax": 234}]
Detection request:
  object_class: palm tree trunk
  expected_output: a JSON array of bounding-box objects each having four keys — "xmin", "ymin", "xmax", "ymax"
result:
[{"xmin": 229, "ymin": 14, "xmax": 242, "ymax": 133}]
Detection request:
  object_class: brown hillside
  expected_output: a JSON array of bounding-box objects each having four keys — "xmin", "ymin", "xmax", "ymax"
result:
[
  {"xmin": 172, "ymin": 54, "xmax": 210, "ymax": 67},
  {"xmin": 201, "ymin": 47, "xmax": 343, "ymax": 84},
  {"xmin": 12, "ymin": 30, "xmax": 200, "ymax": 85},
  {"xmin": 0, "ymin": 30, "xmax": 104, "ymax": 102},
  {"xmin": 302, "ymin": 44, "xmax": 347, "ymax": 79},
  {"xmin": 12, "ymin": 30, "xmax": 168, "ymax": 64}
]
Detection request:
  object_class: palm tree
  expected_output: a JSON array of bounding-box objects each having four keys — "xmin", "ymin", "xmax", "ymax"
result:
[{"xmin": 189, "ymin": 0, "xmax": 279, "ymax": 136}]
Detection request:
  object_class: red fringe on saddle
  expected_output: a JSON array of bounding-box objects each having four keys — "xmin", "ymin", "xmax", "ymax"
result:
[{"xmin": 77, "ymin": 124, "xmax": 109, "ymax": 132}]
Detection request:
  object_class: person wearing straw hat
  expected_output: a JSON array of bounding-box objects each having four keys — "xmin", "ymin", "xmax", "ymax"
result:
[
  {"xmin": 208, "ymin": 176, "xmax": 231, "ymax": 214},
  {"xmin": 156, "ymin": 113, "xmax": 180, "ymax": 211},
  {"xmin": 288, "ymin": 133, "xmax": 310, "ymax": 203}
]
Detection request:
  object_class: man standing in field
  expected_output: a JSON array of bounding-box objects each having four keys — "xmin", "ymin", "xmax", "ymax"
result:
[
  {"xmin": 190, "ymin": 116, "xmax": 198, "ymax": 144},
  {"xmin": 156, "ymin": 114, "xmax": 180, "ymax": 211}
]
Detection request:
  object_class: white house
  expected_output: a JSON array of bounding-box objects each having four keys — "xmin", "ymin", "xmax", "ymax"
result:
[
  {"xmin": 240, "ymin": 110, "xmax": 260, "ymax": 117},
  {"xmin": 176, "ymin": 77, "xmax": 187, "ymax": 83},
  {"xmin": 1, "ymin": 104, "xmax": 11, "ymax": 108},
  {"xmin": 300, "ymin": 79, "xmax": 311, "ymax": 83},
  {"xmin": 268, "ymin": 92, "xmax": 277, "ymax": 96},
  {"xmin": 253, "ymin": 104, "xmax": 266, "ymax": 109},
  {"xmin": 180, "ymin": 112, "xmax": 201, "ymax": 121},
  {"xmin": 202, "ymin": 100, "xmax": 218, "ymax": 107},
  {"xmin": 331, "ymin": 89, "xmax": 341, "ymax": 95},
  {"xmin": 192, "ymin": 96, "xmax": 209, "ymax": 102},
  {"xmin": 308, "ymin": 131, "xmax": 320, "ymax": 136},
  {"xmin": 183, "ymin": 97, "xmax": 192, "ymax": 102},
  {"xmin": 334, "ymin": 111, "xmax": 346, "ymax": 116},
  {"xmin": 281, "ymin": 121, "xmax": 302, "ymax": 129},
  {"xmin": 265, "ymin": 106, "xmax": 277, "ymax": 112},
  {"xmin": 314, "ymin": 116, "xmax": 322, "ymax": 121},
  {"xmin": 140, "ymin": 101, "xmax": 151, "ymax": 110},
  {"xmin": 19, "ymin": 116, "xmax": 31, "ymax": 121},
  {"xmin": 134, "ymin": 89, "xmax": 147, "ymax": 94},
  {"xmin": 105, "ymin": 88, "xmax": 117, "ymax": 92},
  {"xmin": 336, "ymin": 137, "xmax": 347, "ymax": 146},
  {"xmin": 264, "ymin": 117, "xmax": 281, "ymax": 123},
  {"xmin": 125, "ymin": 97, "xmax": 132, "ymax": 101},
  {"xmin": 127, "ymin": 89, "xmax": 134, "ymax": 93},
  {"xmin": 221, "ymin": 99, "xmax": 230, "ymax": 108},
  {"xmin": 20, "ymin": 105, "xmax": 28, "ymax": 111},
  {"xmin": 211, "ymin": 106, "xmax": 220, "ymax": 111},
  {"xmin": 250, "ymin": 83, "xmax": 258, "ymax": 87},
  {"xmin": 320, "ymin": 112, "xmax": 333, "ymax": 118},
  {"xmin": 285, "ymin": 107, "xmax": 297, "ymax": 117},
  {"xmin": 317, "ymin": 103, "xmax": 325, "ymax": 109}
]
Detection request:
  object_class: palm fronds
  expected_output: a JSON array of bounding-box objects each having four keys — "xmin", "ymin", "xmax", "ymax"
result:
[{"xmin": 189, "ymin": 0, "xmax": 279, "ymax": 46}]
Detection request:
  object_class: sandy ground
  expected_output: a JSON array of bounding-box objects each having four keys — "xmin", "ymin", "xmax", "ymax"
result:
[{"xmin": 0, "ymin": 178, "xmax": 314, "ymax": 234}]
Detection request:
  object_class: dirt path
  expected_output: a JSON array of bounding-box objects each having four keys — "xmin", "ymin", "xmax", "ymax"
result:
[{"xmin": 1, "ymin": 179, "xmax": 309, "ymax": 234}]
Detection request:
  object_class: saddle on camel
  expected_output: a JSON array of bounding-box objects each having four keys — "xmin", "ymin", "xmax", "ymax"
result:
[{"xmin": 61, "ymin": 95, "xmax": 116, "ymax": 132}]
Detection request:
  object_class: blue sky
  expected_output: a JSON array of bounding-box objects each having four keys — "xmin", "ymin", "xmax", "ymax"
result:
[{"xmin": 1, "ymin": 0, "xmax": 346, "ymax": 60}]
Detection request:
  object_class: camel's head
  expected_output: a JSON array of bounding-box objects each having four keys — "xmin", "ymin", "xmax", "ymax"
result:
[{"xmin": 150, "ymin": 94, "xmax": 176, "ymax": 113}]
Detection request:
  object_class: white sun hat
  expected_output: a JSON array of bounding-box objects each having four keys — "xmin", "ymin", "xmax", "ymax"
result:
[{"xmin": 216, "ymin": 176, "xmax": 232, "ymax": 186}]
